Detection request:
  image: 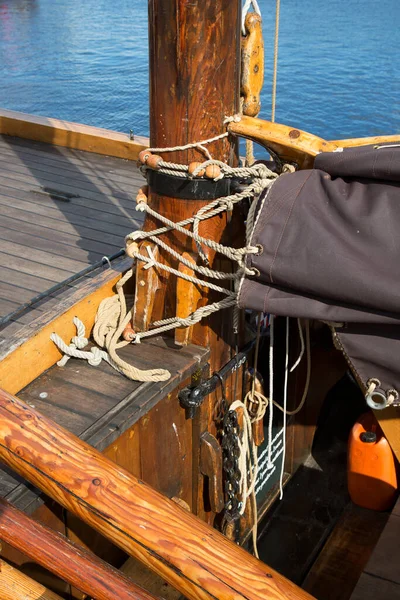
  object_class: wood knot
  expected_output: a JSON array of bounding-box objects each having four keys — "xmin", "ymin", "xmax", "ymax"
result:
[
  {"xmin": 289, "ymin": 129, "xmax": 301, "ymax": 139},
  {"xmin": 92, "ymin": 478, "xmax": 101, "ymax": 486}
]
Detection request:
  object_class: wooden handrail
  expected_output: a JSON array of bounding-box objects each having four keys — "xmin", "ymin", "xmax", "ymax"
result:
[
  {"xmin": 0, "ymin": 496, "xmax": 156, "ymax": 600},
  {"xmin": 228, "ymin": 115, "xmax": 400, "ymax": 168},
  {"xmin": 0, "ymin": 387, "xmax": 315, "ymax": 600},
  {"xmin": 0, "ymin": 558, "xmax": 63, "ymax": 600},
  {"xmin": 228, "ymin": 115, "xmax": 338, "ymax": 168}
]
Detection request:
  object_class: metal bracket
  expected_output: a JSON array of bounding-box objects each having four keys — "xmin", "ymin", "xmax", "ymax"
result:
[{"xmin": 178, "ymin": 338, "xmax": 256, "ymax": 419}]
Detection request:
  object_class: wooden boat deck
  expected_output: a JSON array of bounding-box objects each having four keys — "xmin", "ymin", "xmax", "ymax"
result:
[
  {"xmin": 350, "ymin": 496, "xmax": 400, "ymax": 600},
  {"xmin": 0, "ymin": 134, "xmax": 144, "ymax": 334},
  {"xmin": 0, "ymin": 334, "xmax": 208, "ymax": 515}
]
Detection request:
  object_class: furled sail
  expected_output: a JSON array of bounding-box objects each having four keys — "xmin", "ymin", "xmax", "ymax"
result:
[{"xmin": 239, "ymin": 144, "xmax": 400, "ymax": 409}]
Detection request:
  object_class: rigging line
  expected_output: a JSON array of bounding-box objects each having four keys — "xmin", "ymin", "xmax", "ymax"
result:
[
  {"xmin": 279, "ymin": 316, "xmax": 289, "ymax": 500},
  {"xmin": 273, "ymin": 320, "xmax": 311, "ymax": 416},
  {"xmin": 267, "ymin": 315, "xmax": 275, "ymax": 467},
  {"xmin": 271, "ymin": 0, "xmax": 281, "ymax": 123},
  {"xmin": 241, "ymin": 0, "xmax": 261, "ymax": 35}
]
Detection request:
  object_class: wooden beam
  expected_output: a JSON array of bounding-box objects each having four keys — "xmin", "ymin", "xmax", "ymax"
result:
[
  {"xmin": 229, "ymin": 116, "xmax": 400, "ymax": 168},
  {"xmin": 0, "ymin": 387, "xmax": 315, "ymax": 600},
  {"xmin": 331, "ymin": 135, "xmax": 400, "ymax": 148},
  {"xmin": 0, "ymin": 558, "xmax": 63, "ymax": 600},
  {"xmin": 0, "ymin": 108, "xmax": 148, "ymax": 161},
  {"xmin": 0, "ymin": 256, "xmax": 133, "ymax": 395},
  {"xmin": 228, "ymin": 115, "xmax": 337, "ymax": 168},
  {"xmin": 0, "ymin": 496, "xmax": 157, "ymax": 600}
]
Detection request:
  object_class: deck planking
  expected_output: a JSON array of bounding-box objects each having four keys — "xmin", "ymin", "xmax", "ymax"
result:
[
  {"xmin": 0, "ymin": 134, "xmax": 144, "ymax": 333},
  {"xmin": 0, "ymin": 335, "xmax": 208, "ymax": 516},
  {"xmin": 350, "ymin": 496, "xmax": 400, "ymax": 599}
]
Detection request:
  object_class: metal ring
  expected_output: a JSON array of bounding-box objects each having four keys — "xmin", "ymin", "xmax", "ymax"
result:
[
  {"xmin": 255, "ymin": 244, "xmax": 264, "ymax": 255},
  {"xmin": 366, "ymin": 389, "xmax": 389, "ymax": 410},
  {"xmin": 250, "ymin": 267, "xmax": 260, "ymax": 277}
]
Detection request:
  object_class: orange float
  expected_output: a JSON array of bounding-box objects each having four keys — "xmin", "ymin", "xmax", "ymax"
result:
[{"xmin": 348, "ymin": 411, "xmax": 398, "ymax": 511}]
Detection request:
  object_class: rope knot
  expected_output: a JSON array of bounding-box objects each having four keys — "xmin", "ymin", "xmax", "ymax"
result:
[
  {"xmin": 88, "ymin": 347, "xmax": 104, "ymax": 367},
  {"xmin": 71, "ymin": 335, "xmax": 88, "ymax": 349}
]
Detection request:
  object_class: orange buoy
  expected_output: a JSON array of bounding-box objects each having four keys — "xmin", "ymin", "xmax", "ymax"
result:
[{"xmin": 348, "ymin": 411, "xmax": 398, "ymax": 511}]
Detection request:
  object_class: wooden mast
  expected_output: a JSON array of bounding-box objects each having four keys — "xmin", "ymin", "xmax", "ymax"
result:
[
  {"xmin": 135, "ymin": 0, "xmax": 241, "ymax": 365},
  {"xmin": 131, "ymin": 0, "xmax": 244, "ymax": 521}
]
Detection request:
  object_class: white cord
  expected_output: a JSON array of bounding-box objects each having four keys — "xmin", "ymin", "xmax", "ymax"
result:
[
  {"xmin": 267, "ymin": 315, "xmax": 275, "ymax": 468},
  {"xmin": 279, "ymin": 317, "xmax": 289, "ymax": 499},
  {"xmin": 242, "ymin": 0, "xmax": 261, "ymax": 35}
]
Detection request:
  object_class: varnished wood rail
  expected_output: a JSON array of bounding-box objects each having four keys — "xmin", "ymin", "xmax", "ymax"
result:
[
  {"xmin": 228, "ymin": 115, "xmax": 400, "ymax": 168},
  {"xmin": 0, "ymin": 108, "xmax": 148, "ymax": 160},
  {"xmin": 0, "ymin": 496, "xmax": 156, "ymax": 600},
  {"xmin": 0, "ymin": 387, "xmax": 315, "ymax": 600}
]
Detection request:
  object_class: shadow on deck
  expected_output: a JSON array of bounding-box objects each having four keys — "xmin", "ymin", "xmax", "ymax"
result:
[{"xmin": 0, "ymin": 133, "xmax": 144, "ymax": 342}]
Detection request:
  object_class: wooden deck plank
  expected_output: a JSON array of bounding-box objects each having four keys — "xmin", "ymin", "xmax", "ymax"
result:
[
  {"xmin": 0, "ymin": 153, "xmax": 143, "ymax": 204},
  {"xmin": 0, "ymin": 216, "xmax": 120, "ymax": 256},
  {"xmin": 302, "ymin": 503, "xmax": 389, "ymax": 600},
  {"xmin": 0, "ymin": 178, "xmax": 139, "ymax": 227},
  {"xmin": 0, "ymin": 190, "xmax": 139, "ymax": 237},
  {"xmin": 0, "ymin": 204, "xmax": 127, "ymax": 246},
  {"xmin": 0, "ymin": 135, "xmax": 141, "ymax": 175},
  {"xmin": 350, "ymin": 573, "xmax": 400, "ymax": 600},
  {"xmin": 0, "ymin": 335, "xmax": 208, "ymax": 514},
  {"xmin": 0, "ymin": 134, "xmax": 143, "ymax": 329},
  {"xmin": 363, "ymin": 513, "xmax": 400, "ymax": 585}
]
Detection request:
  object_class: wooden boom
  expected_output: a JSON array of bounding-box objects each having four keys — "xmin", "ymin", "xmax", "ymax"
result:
[
  {"xmin": 0, "ymin": 495, "xmax": 156, "ymax": 600},
  {"xmin": 0, "ymin": 387, "xmax": 314, "ymax": 600},
  {"xmin": 228, "ymin": 115, "xmax": 400, "ymax": 168}
]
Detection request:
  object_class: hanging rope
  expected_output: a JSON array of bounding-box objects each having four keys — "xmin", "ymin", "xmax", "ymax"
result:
[{"xmin": 271, "ymin": 0, "xmax": 281, "ymax": 122}]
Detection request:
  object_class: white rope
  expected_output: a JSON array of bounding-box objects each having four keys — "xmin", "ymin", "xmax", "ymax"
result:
[
  {"xmin": 52, "ymin": 123, "xmax": 277, "ymax": 383},
  {"xmin": 242, "ymin": 0, "xmax": 261, "ymax": 35},
  {"xmin": 279, "ymin": 317, "xmax": 289, "ymax": 500},
  {"xmin": 267, "ymin": 315, "xmax": 275, "ymax": 468},
  {"xmin": 271, "ymin": 0, "xmax": 281, "ymax": 122},
  {"xmin": 51, "ymin": 270, "xmax": 172, "ymax": 382}
]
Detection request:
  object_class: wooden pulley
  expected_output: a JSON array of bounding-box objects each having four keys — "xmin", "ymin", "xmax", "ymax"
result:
[{"xmin": 241, "ymin": 12, "xmax": 264, "ymax": 117}]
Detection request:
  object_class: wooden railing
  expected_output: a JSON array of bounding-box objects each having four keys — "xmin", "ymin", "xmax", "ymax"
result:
[
  {"xmin": 0, "ymin": 495, "xmax": 156, "ymax": 600},
  {"xmin": 0, "ymin": 387, "xmax": 314, "ymax": 600}
]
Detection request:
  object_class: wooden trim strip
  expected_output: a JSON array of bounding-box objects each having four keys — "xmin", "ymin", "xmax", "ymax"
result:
[
  {"xmin": 0, "ymin": 387, "xmax": 315, "ymax": 600},
  {"xmin": 0, "ymin": 108, "xmax": 149, "ymax": 161},
  {"xmin": 0, "ymin": 256, "xmax": 133, "ymax": 395},
  {"xmin": 331, "ymin": 135, "xmax": 400, "ymax": 148},
  {"xmin": 0, "ymin": 496, "xmax": 157, "ymax": 600}
]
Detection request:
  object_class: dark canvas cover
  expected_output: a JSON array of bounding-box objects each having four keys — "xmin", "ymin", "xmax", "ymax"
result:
[{"xmin": 238, "ymin": 144, "xmax": 400, "ymax": 407}]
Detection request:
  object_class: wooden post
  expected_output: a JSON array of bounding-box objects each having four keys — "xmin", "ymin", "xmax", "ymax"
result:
[
  {"xmin": 0, "ymin": 496, "xmax": 157, "ymax": 600},
  {"xmin": 135, "ymin": 0, "xmax": 242, "ymax": 368},
  {"xmin": 0, "ymin": 387, "xmax": 314, "ymax": 600}
]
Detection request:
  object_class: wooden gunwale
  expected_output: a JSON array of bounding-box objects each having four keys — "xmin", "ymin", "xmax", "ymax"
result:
[
  {"xmin": 0, "ymin": 256, "xmax": 133, "ymax": 395},
  {"xmin": 0, "ymin": 387, "xmax": 315, "ymax": 600},
  {"xmin": 0, "ymin": 496, "xmax": 157, "ymax": 600},
  {"xmin": 0, "ymin": 108, "xmax": 148, "ymax": 161}
]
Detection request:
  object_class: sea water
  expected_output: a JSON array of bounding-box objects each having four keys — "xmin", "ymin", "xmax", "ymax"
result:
[{"xmin": 0, "ymin": 0, "xmax": 399, "ymax": 144}]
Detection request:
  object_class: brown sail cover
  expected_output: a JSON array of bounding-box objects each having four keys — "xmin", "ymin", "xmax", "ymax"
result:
[{"xmin": 238, "ymin": 144, "xmax": 400, "ymax": 407}]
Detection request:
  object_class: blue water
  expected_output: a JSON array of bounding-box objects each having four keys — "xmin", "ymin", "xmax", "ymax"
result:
[{"xmin": 0, "ymin": 0, "xmax": 399, "ymax": 142}]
